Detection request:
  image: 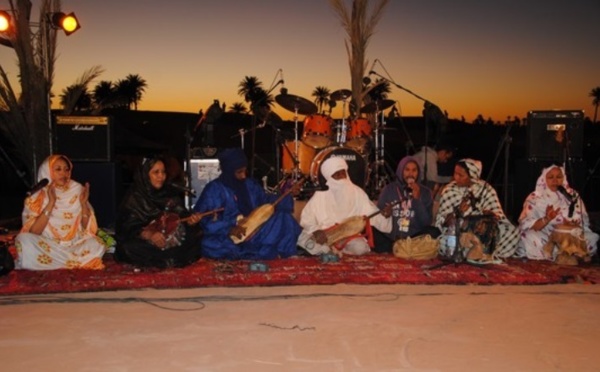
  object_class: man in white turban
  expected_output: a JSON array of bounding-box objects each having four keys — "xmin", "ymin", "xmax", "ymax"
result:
[{"xmin": 297, "ymin": 157, "xmax": 392, "ymax": 256}]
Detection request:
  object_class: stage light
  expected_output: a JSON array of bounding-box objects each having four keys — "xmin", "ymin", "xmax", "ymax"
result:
[
  {"xmin": 49, "ymin": 12, "xmax": 81, "ymax": 36},
  {"xmin": 0, "ymin": 10, "xmax": 11, "ymax": 32}
]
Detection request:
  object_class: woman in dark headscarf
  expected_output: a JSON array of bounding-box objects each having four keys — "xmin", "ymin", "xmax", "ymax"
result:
[
  {"xmin": 434, "ymin": 158, "xmax": 519, "ymax": 262},
  {"xmin": 115, "ymin": 156, "xmax": 202, "ymax": 268}
]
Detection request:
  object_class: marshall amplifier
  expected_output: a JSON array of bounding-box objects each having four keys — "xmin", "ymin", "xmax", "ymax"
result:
[
  {"xmin": 54, "ymin": 115, "xmax": 113, "ymax": 161},
  {"xmin": 526, "ymin": 110, "xmax": 584, "ymax": 161}
]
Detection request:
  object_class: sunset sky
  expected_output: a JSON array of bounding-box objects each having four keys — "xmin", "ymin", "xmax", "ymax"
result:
[{"xmin": 1, "ymin": 0, "xmax": 598, "ymax": 122}]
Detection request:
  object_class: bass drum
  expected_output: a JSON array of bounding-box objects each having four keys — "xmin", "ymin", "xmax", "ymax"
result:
[{"xmin": 310, "ymin": 146, "xmax": 367, "ymax": 188}]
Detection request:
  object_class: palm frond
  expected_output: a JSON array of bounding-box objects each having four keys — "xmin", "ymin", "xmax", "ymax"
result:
[{"xmin": 61, "ymin": 65, "xmax": 104, "ymax": 114}]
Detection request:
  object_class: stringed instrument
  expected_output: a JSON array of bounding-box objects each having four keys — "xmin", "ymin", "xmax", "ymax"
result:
[
  {"xmin": 230, "ymin": 177, "xmax": 304, "ymax": 244},
  {"xmin": 144, "ymin": 207, "xmax": 224, "ymax": 250},
  {"xmin": 321, "ymin": 200, "xmax": 400, "ymax": 248}
]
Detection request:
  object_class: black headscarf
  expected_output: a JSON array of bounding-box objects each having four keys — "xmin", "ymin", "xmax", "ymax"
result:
[
  {"xmin": 117, "ymin": 156, "xmax": 184, "ymax": 238},
  {"xmin": 218, "ymin": 148, "xmax": 253, "ymax": 215}
]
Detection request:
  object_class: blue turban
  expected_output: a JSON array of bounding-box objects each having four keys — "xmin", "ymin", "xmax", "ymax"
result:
[{"xmin": 218, "ymin": 148, "xmax": 248, "ymax": 175}]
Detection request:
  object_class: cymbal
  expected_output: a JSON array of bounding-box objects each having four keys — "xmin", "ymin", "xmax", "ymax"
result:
[
  {"xmin": 330, "ymin": 89, "xmax": 352, "ymax": 101},
  {"xmin": 275, "ymin": 94, "xmax": 317, "ymax": 116},
  {"xmin": 360, "ymin": 99, "xmax": 395, "ymax": 114}
]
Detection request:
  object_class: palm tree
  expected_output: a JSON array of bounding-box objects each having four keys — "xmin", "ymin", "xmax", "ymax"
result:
[
  {"xmin": 589, "ymin": 86, "xmax": 600, "ymax": 123},
  {"xmin": 116, "ymin": 74, "xmax": 147, "ymax": 110},
  {"xmin": 60, "ymin": 85, "xmax": 92, "ymax": 112},
  {"xmin": 0, "ymin": 0, "xmax": 77, "ymax": 182},
  {"xmin": 59, "ymin": 65, "xmax": 104, "ymax": 115},
  {"xmin": 329, "ymin": 0, "xmax": 389, "ymax": 119},
  {"xmin": 228, "ymin": 102, "xmax": 248, "ymax": 114},
  {"xmin": 364, "ymin": 78, "xmax": 391, "ymax": 102},
  {"xmin": 237, "ymin": 76, "xmax": 272, "ymax": 115},
  {"xmin": 92, "ymin": 80, "xmax": 117, "ymax": 111},
  {"xmin": 312, "ymin": 86, "xmax": 331, "ymax": 114}
]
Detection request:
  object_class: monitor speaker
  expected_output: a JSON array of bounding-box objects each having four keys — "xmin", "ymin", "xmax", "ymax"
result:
[
  {"xmin": 71, "ymin": 162, "xmax": 122, "ymax": 228},
  {"xmin": 187, "ymin": 159, "xmax": 221, "ymax": 208},
  {"xmin": 526, "ymin": 110, "xmax": 583, "ymax": 160},
  {"xmin": 54, "ymin": 115, "xmax": 113, "ymax": 161}
]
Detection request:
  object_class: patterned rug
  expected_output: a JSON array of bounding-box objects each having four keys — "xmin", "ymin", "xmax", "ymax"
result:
[{"xmin": 1, "ymin": 252, "xmax": 599, "ymax": 296}]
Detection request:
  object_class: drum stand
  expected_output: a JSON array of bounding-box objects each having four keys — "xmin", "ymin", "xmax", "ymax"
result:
[
  {"xmin": 369, "ymin": 105, "xmax": 396, "ymax": 198},
  {"xmin": 335, "ymin": 98, "xmax": 350, "ymax": 145}
]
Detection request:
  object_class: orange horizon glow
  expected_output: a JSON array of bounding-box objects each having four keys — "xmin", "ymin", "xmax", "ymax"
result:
[{"xmin": 2, "ymin": 0, "xmax": 598, "ymax": 124}]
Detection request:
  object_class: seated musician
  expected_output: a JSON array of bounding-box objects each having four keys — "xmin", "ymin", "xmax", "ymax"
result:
[
  {"xmin": 374, "ymin": 155, "xmax": 438, "ymax": 253},
  {"xmin": 15, "ymin": 154, "xmax": 106, "ymax": 270},
  {"xmin": 193, "ymin": 148, "xmax": 301, "ymax": 260},
  {"xmin": 115, "ymin": 156, "xmax": 203, "ymax": 269},
  {"xmin": 434, "ymin": 158, "xmax": 519, "ymax": 262},
  {"xmin": 517, "ymin": 164, "xmax": 598, "ymax": 265},
  {"xmin": 297, "ymin": 157, "xmax": 393, "ymax": 256}
]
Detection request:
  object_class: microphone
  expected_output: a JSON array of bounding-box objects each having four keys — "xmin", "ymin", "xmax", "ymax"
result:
[
  {"xmin": 557, "ymin": 185, "xmax": 573, "ymax": 203},
  {"xmin": 169, "ymin": 182, "xmax": 196, "ymax": 196},
  {"xmin": 301, "ymin": 184, "xmax": 329, "ymax": 192},
  {"xmin": 405, "ymin": 178, "xmax": 415, "ymax": 197},
  {"xmin": 27, "ymin": 178, "xmax": 49, "ymax": 196}
]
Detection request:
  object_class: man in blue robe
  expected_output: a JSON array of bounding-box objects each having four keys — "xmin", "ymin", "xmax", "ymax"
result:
[{"xmin": 193, "ymin": 148, "xmax": 301, "ymax": 260}]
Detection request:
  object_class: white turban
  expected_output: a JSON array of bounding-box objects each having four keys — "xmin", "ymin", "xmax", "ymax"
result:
[{"xmin": 320, "ymin": 157, "xmax": 348, "ymax": 184}]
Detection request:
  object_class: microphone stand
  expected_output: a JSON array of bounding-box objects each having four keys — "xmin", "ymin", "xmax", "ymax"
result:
[
  {"xmin": 249, "ymin": 76, "xmax": 284, "ymax": 179},
  {"xmin": 371, "ymin": 71, "xmax": 441, "ymax": 181}
]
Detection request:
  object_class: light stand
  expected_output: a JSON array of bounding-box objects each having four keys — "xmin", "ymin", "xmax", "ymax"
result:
[{"xmin": 486, "ymin": 119, "xmax": 514, "ymax": 214}]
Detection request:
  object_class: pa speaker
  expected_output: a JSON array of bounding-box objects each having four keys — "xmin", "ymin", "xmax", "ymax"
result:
[
  {"xmin": 71, "ymin": 162, "xmax": 122, "ymax": 228},
  {"xmin": 526, "ymin": 110, "xmax": 583, "ymax": 161},
  {"xmin": 187, "ymin": 159, "xmax": 221, "ymax": 208},
  {"xmin": 54, "ymin": 115, "xmax": 113, "ymax": 161}
]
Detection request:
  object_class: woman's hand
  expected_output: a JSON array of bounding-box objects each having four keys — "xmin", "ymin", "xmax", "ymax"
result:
[
  {"xmin": 545, "ymin": 205, "xmax": 560, "ymax": 222},
  {"xmin": 142, "ymin": 229, "xmax": 166, "ymax": 249},
  {"xmin": 47, "ymin": 183, "xmax": 57, "ymax": 208},
  {"xmin": 186, "ymin": 213, "xmax": 202, "ymax": 225}
]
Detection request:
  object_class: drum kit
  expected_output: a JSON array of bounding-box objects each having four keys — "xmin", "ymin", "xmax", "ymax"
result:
[{"xmin": 274, "ymin": 89, "xmax": 396, "ymax": 197}]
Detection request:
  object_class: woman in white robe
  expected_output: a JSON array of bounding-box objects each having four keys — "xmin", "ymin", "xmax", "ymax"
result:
[
  {"xmin": 517, "ymin": 164, "xmax": 598, "ymax": 262},
  {"xmin": 15, "ymin": 155, "xmax": 106, "ymax": 270}
]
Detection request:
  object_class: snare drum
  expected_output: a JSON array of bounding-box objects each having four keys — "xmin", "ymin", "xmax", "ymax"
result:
[
  {"xmin": 310, "ymin": 146, "xmax": 367, "ymax": 188},
  {"xmin": 303, "ymin": 114, "xmax": 332, "ymax": 149},
  {"xmin": 281, "ymin": 140, "xmax": 316, "ymax": 175},
  {"xmin": 345, "ymin": 118, "xmax": 371, "ymax": 153}
]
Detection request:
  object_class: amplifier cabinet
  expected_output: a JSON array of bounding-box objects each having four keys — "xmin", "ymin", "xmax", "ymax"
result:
[
  {"xmin": 54, "ymin": 115, "xmax": 113, "ymax": 161},
  {"xmin": 526, "ymin": 110, "xmax": 583, "ymax": 160}
]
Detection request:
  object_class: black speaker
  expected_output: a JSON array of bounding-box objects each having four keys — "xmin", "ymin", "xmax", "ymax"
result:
[
  {"xmin": 54, "ymin": 115, "xmax": 113, "ymax": 161},
  {"xmin": 526, "ymin": 110, "xmax": 584, "ymax": 160},
  {"xmin": 71, "ymin": 162, "xmax": 122, "ymax": 228}
]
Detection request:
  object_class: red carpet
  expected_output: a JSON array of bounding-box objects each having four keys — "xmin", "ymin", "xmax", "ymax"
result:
[{"xmin": 1, "ymin": 253, "xmax": 599, "ymax": 296}]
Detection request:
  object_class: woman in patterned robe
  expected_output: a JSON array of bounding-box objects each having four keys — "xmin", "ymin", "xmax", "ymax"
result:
[
  {"xmin": 434, "ymin": 158, "xmax": 519, "ymax": 260},
  {"xmin": 15, "ymin": 155, "xmax": 106, "ymax": 270}
]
